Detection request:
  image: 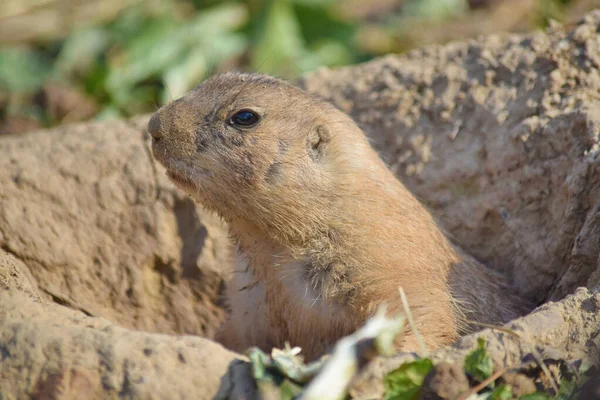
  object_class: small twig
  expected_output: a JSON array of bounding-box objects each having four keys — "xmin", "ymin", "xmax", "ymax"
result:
[
  {"xmin": 464, "ymin": 319, "xmax": 520, "ymax": 336},
  {"xmin": 455, "ymin": 368, "xmax": 506, "ymax": 400},
  {"xmin": 398, "ymin": 287, "xmax": 429, "ymax": 357},
  {"xmin": 450, "ymin": 119, "xmax": 463, "ymax": 140},
  {"xmin": 529, "ymin": 347, "xmax": 561, "ymax": 394}
]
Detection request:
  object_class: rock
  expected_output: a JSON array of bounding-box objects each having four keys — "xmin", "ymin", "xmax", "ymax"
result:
[
  {"xmin": 498, "ymin": 372, "xmax": 537, "ymax": 397},
  {"xmin": 0, "ymin": 116, "xmax": 242, "ymax": 398},
  {"xmin": 301, "ymin": 10, "xmax": 600, "ymax": 305},
  {"xmin": 34, "ymin": 82, "xmax": 99, "ymax": 125},
  {"xmin": 0, "ymin": 288, "xmax": 244, "ymax": 399},
  {"xmin": 0, "ymin": 115, "xmax": 42, "ymax": 136},
  {"xmin": 419, "ymin": 362, "xmax": 469, "ymax": 400},
  {"xmin": 0, "ymin": 247, "xmax": 40, "ymax": 299},
  {"xmin": 0, "ymin": 117, "xmax": 232, "ymax": 337}
]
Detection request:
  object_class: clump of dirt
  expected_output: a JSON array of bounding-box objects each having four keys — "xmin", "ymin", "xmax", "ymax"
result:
[
  {"xmin": 420, "ymin": 362, "xmax": 470, "ymax": 399},
  {"xmin": 34, "ymin": 82, "xmax": 99, "ymax": 124}
]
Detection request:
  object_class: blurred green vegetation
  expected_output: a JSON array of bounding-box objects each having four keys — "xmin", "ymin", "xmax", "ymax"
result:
[{"xmin": 0, "ymin": 0, "xmax": 591, "ymax": 131}]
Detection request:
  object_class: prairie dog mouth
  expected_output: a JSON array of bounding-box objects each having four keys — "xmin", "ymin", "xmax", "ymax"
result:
[
  {"xmin": 165, "ymin": 169, "xmax": 197, "ymax": 192},
  {"xmin": 165, "ymin": 166, "xmax": 212, "ymax": 192}
]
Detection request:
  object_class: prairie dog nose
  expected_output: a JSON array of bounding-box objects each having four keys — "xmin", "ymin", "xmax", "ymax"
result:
[{"xmin": 148, "ymin": 113, "xmax": 164, "ymax": 141}]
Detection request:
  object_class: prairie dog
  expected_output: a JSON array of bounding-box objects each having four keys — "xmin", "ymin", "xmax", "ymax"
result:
[{"xmin": 148, "ymin": 72, "xmax": 529, "ymax": 360}]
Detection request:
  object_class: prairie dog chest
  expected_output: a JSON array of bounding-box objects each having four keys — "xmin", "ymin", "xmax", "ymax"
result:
[{"xmin": 229, "ymin": 247, "xmax": 343, "ymax": 328}]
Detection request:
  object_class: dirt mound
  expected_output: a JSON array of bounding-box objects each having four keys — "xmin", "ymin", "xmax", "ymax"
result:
[
  {"xmin": 0, "ymin": 286, "xmax": 244, "ymax": 399},
  {"xmin": 0, "ymin": 117, "xmax": 232, "ymax": 337},
  {"xmin": 301, "ymin": 11, "xmax": 600, "ymax": 306},
  {"xmin": 1, "ymin": 10, "xmax": 600, "ymax": 400}
]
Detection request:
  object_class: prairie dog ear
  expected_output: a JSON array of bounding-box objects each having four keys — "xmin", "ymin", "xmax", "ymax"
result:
[{"xmin": 308, "ymin": 124, "xmax": 331, "ymax": 159}]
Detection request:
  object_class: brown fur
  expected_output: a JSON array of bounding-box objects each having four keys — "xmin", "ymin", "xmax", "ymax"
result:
[{"xmin": 148, "ymin": 72, "xmax": 530, "ymax": 361}]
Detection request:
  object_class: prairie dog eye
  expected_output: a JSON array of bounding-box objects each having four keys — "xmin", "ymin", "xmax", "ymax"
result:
[{"xmin": 231, "ymin": 110, "xmax": 260, "ymax": 127}]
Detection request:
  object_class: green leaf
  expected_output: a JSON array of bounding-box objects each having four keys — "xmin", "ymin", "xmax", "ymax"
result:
[
  {"xmin": 384, "ymin": 358, "xmax": 433, "ymax": 400},
  {"xmin": 291, "ymin": 0, "xmax": 335, "ymax": 6},
  {"xmin": 83, "ymin": 59, "xmax": 109, "ymax": 100},
  {"xmin": 279, "ymin": 379, "xmax": 303, "ymax": 400},
  {"xmin": 247, "ymin": 347, "xmax": 271, "ymax": 381},
  {"xmin": 556, "ymin": 376, "xmax": 579, "ymax": 400},
  {"xmin": 162, "ymin": 49, "xmax": 208, "ymax": 104},
  {"xmin": 0, "ymin": 47, "xmax": 52, "ymax": 93},
  {"xmin": 298, "ymin": 40, "xmax": 352, "ymax": 71},
  {"xmin": 109, "ymin": 5, "xmax": 153, "ymax": 43},
  {"xmin": 465, "ymin": 338, "xmax": 494, "ymax": 382},
  {"xmin": 518, "ymin": 393, "xmax": 553, "ymax": 400},
  {"xmin": 95, "ymin": 105, "xmax": 122, "ymax": 121},
  {"xmin": 555, "ymin": 361, "xmax": 594, "ymax": 400},
  {"xmin": 403, "ymin": 0, "xmax": 469, "ymax": 20},
  {"xmin": 161, "ymin": 6, "xmax": 248, "ymax": 102},
  {"xmin": 186, "ymin": 2, "xmax": 248, "ymax": 36},
  {"xmin": 489, "ymin": 384, "xmax": 512, "ymax": 400},
  {"xmin": 293, "ymin": 2, "xmax": 356, "ymax": 45},
  {"xmin": 160, "ymin": 32, "xmax": 246, "ymax": 104},
  {"xmin": 105, "ymin": 16, "xmax": 180, "ymax": 106},
  {"xmin": 54, "ymin": 28, "xmax": 110, "ymax": 78},
  {"xmin": 106, "ymin": 2, "xmax": 248, "ymax": 107},
  {"xmin": 251, "ymin": 0, "xmax": 305, "ymax": 77}
]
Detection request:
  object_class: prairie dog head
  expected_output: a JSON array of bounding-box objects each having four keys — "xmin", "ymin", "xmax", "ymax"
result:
[{"xmin": 149, "ymin": 72, "xmax": 375, "ymax": 229}]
